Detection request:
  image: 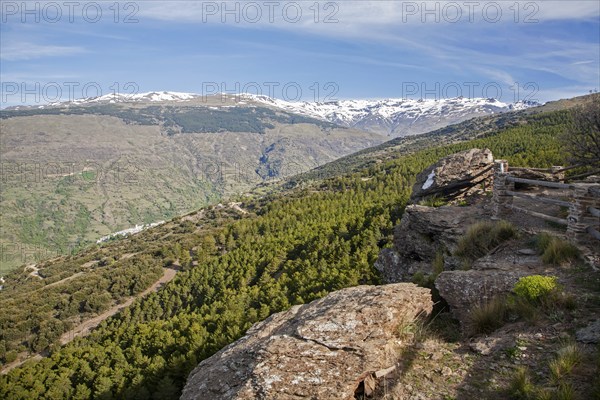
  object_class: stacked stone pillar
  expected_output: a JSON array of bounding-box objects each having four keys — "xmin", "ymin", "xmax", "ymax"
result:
[
  {"xmin": 551, "ymin": 166, "xmax": 565, "ymax": 182},
  {"xmin": 567, "ymin": 184, "xmax": 600, "ymax": 243},
  {"xmin": 492, "ymin": 160, "xmax": 514, "ymax": 219}
]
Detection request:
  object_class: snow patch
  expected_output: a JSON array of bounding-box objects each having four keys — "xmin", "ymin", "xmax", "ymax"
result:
[{"xmin": 422, "ymin": 171, "xmax": 436, "ymax": 190}]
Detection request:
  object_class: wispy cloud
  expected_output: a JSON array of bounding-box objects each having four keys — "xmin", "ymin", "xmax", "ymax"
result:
[
  {"xmin": 137, "ymin": 1, "xmax": 600, "ymax": 26},
  {"xmin": 1, "ymin": 42, "xmax": 86, "ymax": 61},
  {"xmin": 0, "ymin": 0, "xmax": 597, "ymax": 104},
  {"xmin": 572, "ymin": 60, "xmax": 595, "ymax": 65}
]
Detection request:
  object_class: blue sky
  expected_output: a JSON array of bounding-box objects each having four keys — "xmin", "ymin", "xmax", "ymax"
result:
[{"xmin": 1, "ymin": 1, "xmax": 599, "ymax": 107}]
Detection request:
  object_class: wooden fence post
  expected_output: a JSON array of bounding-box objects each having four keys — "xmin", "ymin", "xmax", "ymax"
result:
[
  {"xmin": 567, "ymin": 184, "xmax": 600, "ymax": 242},
  {"xmin": 493, "ymin": 160, "xmax": 513, "ymax": 218}
]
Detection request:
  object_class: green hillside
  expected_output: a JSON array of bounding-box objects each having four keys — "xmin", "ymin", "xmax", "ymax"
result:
[
  {"xmin": 0, "ymin": 106, "xmax": 573, "ymax": 399},
  {"xmin": 0, "ymin": 104, "xmax": 381, "ymax": 273}
]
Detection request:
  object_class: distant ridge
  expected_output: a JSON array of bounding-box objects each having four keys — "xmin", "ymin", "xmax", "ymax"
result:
[
  {"xmin": 6, "ymin": 91, "xmax": 540, "ymax": 137},
  {"xmin": 245, "ymin": 94, "xmax": 540, "ymax": 137}
]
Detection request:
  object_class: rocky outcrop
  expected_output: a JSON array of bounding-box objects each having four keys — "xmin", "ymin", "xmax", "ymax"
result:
[
  {"xmin": 410, "ymin": 148, "xmax": 494, "ymax": 204},
  {"xmin": 180, "ymin": 284, "xmax": 433, "ymax": 400},
  {"xmin": 374, "ymin": 202, "xmax": 491, "ymax": 283},
  {"xmin": 509, "ymin": 168, "xmax": 564, "ymax": 183},
  {"xmin": 434, "ymin": 243, "xmax": 541, "ymax": 326},
  {"xmin": 374, "ymin": 149, "xmax": 497, "ymax": 284}
]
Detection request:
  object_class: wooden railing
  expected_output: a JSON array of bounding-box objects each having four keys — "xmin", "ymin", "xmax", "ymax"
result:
[{"xmin": 493, "ymin": 160, "xmax": 600, "ymax": 242}]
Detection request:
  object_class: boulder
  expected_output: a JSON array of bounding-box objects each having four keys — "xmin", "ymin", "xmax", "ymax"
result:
[
  {"xmin": 410, "ymin": 148, "xmax": 494, "ymax": 204},
  {"xmin": 180, "ymin": 284, "xmax": 433, "ymax": 400},
  {"xmin": 576, "ymin": 319, "xmax": 600, "ymax": 343},
  {"xmin": 435, "ymin": 269, "xmax": 527, "ymax": 326},
  {"xmin": 374, "ymin": 203, "xmax": 491, "ymax": 283},
  {"xmin": 374, "ymin": 248, "xmax": 405, "ymax": 282}
]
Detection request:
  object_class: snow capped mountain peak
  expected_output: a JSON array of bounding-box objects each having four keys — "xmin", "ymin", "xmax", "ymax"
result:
[
  {"xmin": 39, "ymin": 91, "xmax": 199, "ymax": 108},
  {"xmin": 8, "ymin": 91, "xmax": 540, "ymax": 137},
  {"xmin": 241, "ymin": 94, "xmax": 540, "ymax": 136},
  {"xmin": 76, "ymin": 91, "xmax": 198, "ymax": 104}
]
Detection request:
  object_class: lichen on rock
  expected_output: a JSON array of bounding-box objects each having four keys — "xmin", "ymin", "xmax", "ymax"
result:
[{"xmin": 180, "ymin": 283, "xmax": 433, "ymax": 400}]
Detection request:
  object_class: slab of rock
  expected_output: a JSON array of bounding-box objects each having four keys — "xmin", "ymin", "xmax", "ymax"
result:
[
  {"xmin": 435, "ymin": 269, "xmax": 528, "ymax": 326},
  {"xmin": 374, "ymin": 203, "xmax": 490, "ymax": 283},
  {"xmin": 576, "ymin": 319, "xmax": 600, "ymax": 343},
  {"xmin": 510, "ymin": 168, "xmax": 563, "ymax": 183},
  {"xmin": 410, "ymin": 148, "xmax": 494, "ymax": 204},
  {"xmin": 180, "ymin": 284, "xmax": 433, "ymax": 400},
  {"xmin": 516, "ymin": 249, "xmax": 537, "ymax": 256}
]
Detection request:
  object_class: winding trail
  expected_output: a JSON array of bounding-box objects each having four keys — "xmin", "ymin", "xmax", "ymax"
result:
[
  {"xmin": 59, "ymin": 267, "xmax": 178, "ymax": 344},
  {"xmin": 1, "ymin": 267, "xmax": 178, "ymax": 374},
  {"xmin": 43, "ymin": 272, "xmax": 86, "ymax": 289}
]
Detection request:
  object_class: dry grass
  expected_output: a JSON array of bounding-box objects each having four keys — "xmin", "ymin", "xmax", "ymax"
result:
[
  {"xmin": 419, "ymin": 195, "xmax": 448, "ymax": 207},
  {"xmin": 534, "ymin": 233, "xmax": 580, "ymax": 265},
  {"xmin": 555, "ymin": 383, "xmax": 576, "ymax": 400},
  {"xmin": 468, "ymin": 296, "xmax": 509, "ymax": 335},
  {"xmin": 455, "ymin": 220, "xmax": 517, "ymax": 264},
  {"xmin": 508, "ymin": 367, "xmax": 537, "ymax": 400},
  {"xmin": 542, "ymin": 240, "xmax": 580, "ymax": 265},
  {"xmin": 549, "ymin": 343, "xmax": 583, "ymax": 384}
]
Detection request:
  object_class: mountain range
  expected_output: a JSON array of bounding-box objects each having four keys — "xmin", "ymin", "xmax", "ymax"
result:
[
  {"xmin": 6, "ymin": 91, "xmax": 540, "ymax": 137},
  {"xmin": 1, "ymin": 93, "xmax": 595, "ymax": 400},
  {"xmin": 246, "ymin": 93, "xmax": 540, "ymax": 136},
  {"xmin": 0, "ymin": 92, "xmax": 540, "ymax": 272}
]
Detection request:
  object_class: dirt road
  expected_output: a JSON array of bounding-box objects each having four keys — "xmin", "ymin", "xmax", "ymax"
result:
[
  {"xmin": 59, "ymin": 267, "xmax": 177, "ymax": 344},
  {"xmin": 1, "ymin": 267, "xmax": 177, "ymax": 374}
]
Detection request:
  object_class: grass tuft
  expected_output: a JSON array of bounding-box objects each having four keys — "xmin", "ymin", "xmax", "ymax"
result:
[
  {"xmin": 534, "ymin": 233, "xmax": 580, "ymax": 265},
  {"xmin": 555, "ymin": 383, "xmax": 576, "ymax": 400},
  {"xmin": 432, "ymin": 250, "xmax": 445, "ymax": 276},
  {"xmin": 542, "ymin": 240, "xmax": 580, "ymax": 266},
  {"xmin": 419, "ymin": 195, "xmax": 448, "ymax": 207},
  {"xmin": 509, "ymin": 366, "xmax": 537, "ymax": 400},
  {"xmin": 534, "ymin": 232, "xmax": 554, "ymax": 254},
  {"xmin": 455, "ymin": 220, "xmax": 517, "ymax": 264},
  {"xmin": 468, "ymin": 296, "xmax": 509, "ymax": 335},
  {"xmin": 508, "ymin": 295, "xmax": 541, "ymax": 324},
  {"xmin": 549, "ymin": 343, "xmax": 583, "ymax": 384}
]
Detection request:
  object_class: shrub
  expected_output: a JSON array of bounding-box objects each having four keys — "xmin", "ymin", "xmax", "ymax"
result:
[
  {"xmin": 4, "ymin": 350, "xmax": 18, "ymax": 364},
  {"xmin": 411, "ymin": 271, "xmax": 430, "ymax": 287},
  {"xmin": 455, "ymin": 220, "xmax": 517, "ymax": 262},
  {"xmin": 469, "ymin": 296, "xmax": 509, "ymax": 335},
  {"xmin": 514, "ymin": 275, "xmax": 559, "ymax": 303}
]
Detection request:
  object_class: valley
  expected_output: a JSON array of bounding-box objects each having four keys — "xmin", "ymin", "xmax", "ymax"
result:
[
  {"xmin": 0, "ymin": 96, "xmax": 384, "ymax": 273},
  {"xmin": 0, "ymin": 92, "xmax": 536, "ymax": 274},
  {"xmin": 2, "ymin": 94, "xmax": 596, "ymax": 399},
  {"xmin": 2, "ymin": 2, "xmax": 598, "ymax": 397}
]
